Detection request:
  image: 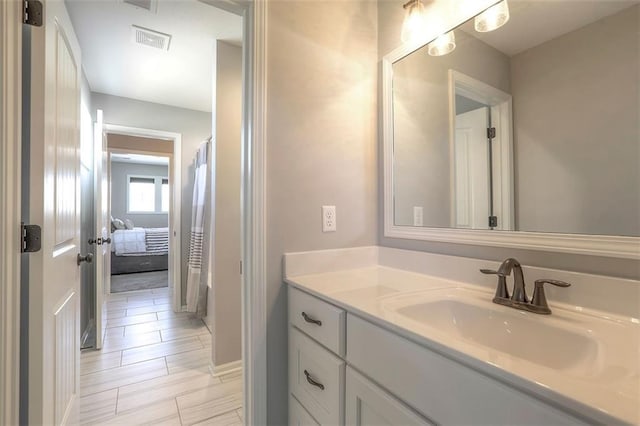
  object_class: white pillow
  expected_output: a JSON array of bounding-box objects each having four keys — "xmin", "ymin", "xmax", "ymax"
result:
[
  {"xmin": 112, "ymin": 218, "xmax": 125, "ymax": 230},
  {"xmin": 124, "ymin": 219, "xmax": 135, "ymax": 230}
]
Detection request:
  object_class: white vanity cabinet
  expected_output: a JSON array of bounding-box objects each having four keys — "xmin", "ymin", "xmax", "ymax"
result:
[
  {"xmin": 289, "ymin": 286, "xmax": 431, "ymax": 426},
  {"xmin": 290, "ymin": 395, "xmax": 320, "ymax": 426},
  {"xmin": 289, "ymin": 287, "xmax": 347, "ymax": 425},
  {"xmin": 288, "ymin": 286, "xmax": 590, "ymax": 426},
  {"xmin": 345, "ymin": 367, "xmax": 432, "ymax": 426}
]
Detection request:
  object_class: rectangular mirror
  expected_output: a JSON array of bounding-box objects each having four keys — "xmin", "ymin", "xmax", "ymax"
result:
[{"xmin": 383, "ymin": 1, "xmax": 639, "ymax": 257}]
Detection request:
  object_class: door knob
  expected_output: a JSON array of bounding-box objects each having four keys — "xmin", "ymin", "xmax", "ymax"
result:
[
  {"xmin": 103, "ymin": 237, "xmax": 111, "ymax": 244},
  {"xmin": 77, "ymin": 253, "xmax": 94, "ymax": 265}
]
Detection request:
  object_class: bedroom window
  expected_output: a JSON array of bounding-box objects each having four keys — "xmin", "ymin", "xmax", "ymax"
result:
[{"xmin": 127, "ymin": 175, "xmax": 169, "ymax": 213}]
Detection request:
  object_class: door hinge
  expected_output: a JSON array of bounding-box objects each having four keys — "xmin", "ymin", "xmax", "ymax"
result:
[
  {"xmin": 487, "ymin": 127, "xmax": 496, "ymax": 139},
  {"xmin": 239, "ymin": 260, "xmax": 243, "ymax": 275},
  {"xmin": 21, "ymin": 223, "xmax": 42, "ymax": 253},
  {"xmin": 488, "ymin": 216, "xmax": 498, "ymax": 228},
  {"xmin": 23, "ymin": 0, "xmax": 43, "ymax": 27}
]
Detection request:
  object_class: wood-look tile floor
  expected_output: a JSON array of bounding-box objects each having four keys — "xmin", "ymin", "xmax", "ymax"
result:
[{"xmin": 80, "ymin": 287, "xmax": 243, "ymax": 426}]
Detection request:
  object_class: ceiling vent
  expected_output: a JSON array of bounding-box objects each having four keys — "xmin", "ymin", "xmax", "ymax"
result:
[
  {"xmin": 131, "ymin": 25, "xmax": 171, "ymax": 51},
  {"xmin": 122, "ymin": 0, "xmax": 157, "ymax": 13}
]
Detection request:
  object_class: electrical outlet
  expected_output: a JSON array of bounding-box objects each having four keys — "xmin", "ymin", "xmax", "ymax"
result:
[
  {"xmin": 322, "ymin": 205, "xmax": 336, "ymax": 232},
  {"xmin": 413, "ymin": 206, "xmax": 424, "ymax": 227}
]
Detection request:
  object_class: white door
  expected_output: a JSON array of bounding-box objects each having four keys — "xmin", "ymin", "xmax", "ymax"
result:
[
  {"xmin": 28, "ymin": 0, "xmax": 82, "ymax": 423},
  {"xmin": 94, "ymin": 110, "xmax": 110, "ymax": 349},
  {"xmin": 454, "ymin": 107, "xmax": 491, "ymax": 229}
]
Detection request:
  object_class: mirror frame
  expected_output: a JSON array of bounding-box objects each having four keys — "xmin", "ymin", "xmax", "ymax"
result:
[{"xmin": 382, "ymin": 14, "xmax": 640, "ymax": 260}]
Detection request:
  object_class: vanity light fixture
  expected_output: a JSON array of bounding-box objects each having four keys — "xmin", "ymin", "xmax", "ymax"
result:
[
  {"xmin": 401, "ymin": 0, "xmax": 428, "ymax": 43},
  {"xmin": 428, "ymin": 30, "xmax": 456, "ymax": 56},
  {"xmin": 474, "ymin": 0, "xmax": 510, "ymax": 32}
]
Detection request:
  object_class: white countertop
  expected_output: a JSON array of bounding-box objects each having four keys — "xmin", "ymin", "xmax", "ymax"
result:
[{"xmin": 285, "ymin": 255, "xmax": 640, "ymax": 425}]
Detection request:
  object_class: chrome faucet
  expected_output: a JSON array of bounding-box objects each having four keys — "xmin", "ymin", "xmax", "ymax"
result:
[{"xmin": 481, "ymin": 258, "xmax": 571, "ymax": 315}]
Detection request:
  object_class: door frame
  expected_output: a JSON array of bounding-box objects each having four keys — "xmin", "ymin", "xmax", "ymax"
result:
[
  {"xmin": 103, "ymin": 123, "xmax": 182, "ymax": 312},
  {"xmin": 200, "ymin": 0, "xmax": 267, "ymax": 423},
  {"xmin": 448, "ymin": 70, "xmax": 514, "ymax": 231},
  {"xmin": 0, "ymin": 1, "xmax": 23, "ymax": 424},
  {"xmin": 2, "ymin": 1, "xmax": 268, "ymax": 424}
]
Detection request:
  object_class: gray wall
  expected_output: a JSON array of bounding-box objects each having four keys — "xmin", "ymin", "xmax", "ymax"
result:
[
  {"xmin": 378, "ymin": 1, "xmax": 640, "ymax": 282},
  {"xmin": 110, "ymin": 162, "xmax": 169, "ymax": 228},
  {"xmin": 209, "ymin": 41, "xmax": 242, "ymax": 367},
  {"xmin": 511, "ymin": 6, "xmax": 639, "ymax": 236},
  {"xmin": 266, "ymin": 2, "xmax": 378, "ymax": 423},
  {"xmin": 92, "ymin": 93, "xmax": 211, "ymax": 295},
  {"xmin": 393, "ymin": 30, "xmax": 510, "ymax": 226}
]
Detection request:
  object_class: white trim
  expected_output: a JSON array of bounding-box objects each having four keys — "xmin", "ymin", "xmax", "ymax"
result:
[
  {"xmin": 381, "ymin": 21, "xmax": 640, "ymax": 260},
  {"xmin": 103, "ymin": 124, "xmax": 183, "ymax": 311},
  {"xmin": 209, "ymin": 360, "xmax": 243, "ymax": 377},
  {"xmin": 0, "ymin": 1, "xmax": 22, "ymax": 424},
  {"xmin": 241, "ymin": 1, "xmax": 267, "ymax": 425},
  {"xmin": 198, "ymin": 1, "xmax": 268, "ymax": 423}
]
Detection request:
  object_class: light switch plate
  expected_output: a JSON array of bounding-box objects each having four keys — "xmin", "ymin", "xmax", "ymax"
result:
[{"xmin": 322, "ymin": 205, "xmax": 336, "ymax": 232}]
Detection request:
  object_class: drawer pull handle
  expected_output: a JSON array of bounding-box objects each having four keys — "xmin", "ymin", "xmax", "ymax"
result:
[
  {"xmin": 304, "ymin": 370, "xmax": 325, "ymax": 390},
  {"xmin": 301, "ymin": 312, "xmax": 322, "ymax": 326}
]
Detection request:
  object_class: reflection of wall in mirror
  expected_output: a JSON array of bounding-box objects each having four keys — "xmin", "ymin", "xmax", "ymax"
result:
[
  {"xmin": 393, "ymin": 30, "xmax": 510, "ymax": 227},
  {"xmin": 512, "ymin": 5, "xmax": 639, "ymax": 237}
]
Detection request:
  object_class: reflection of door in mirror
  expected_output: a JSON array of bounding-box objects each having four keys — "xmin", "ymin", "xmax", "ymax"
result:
[
  {"xmin": 450, "ymin": 71, "xmax": 514, "ymax": 231},
  {"xmin": 454, "ymin": 106, "xmax": 490, "ymax": 229}
]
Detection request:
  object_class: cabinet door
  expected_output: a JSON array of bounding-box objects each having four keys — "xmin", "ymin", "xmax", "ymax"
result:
[
  {"xmin": 290, "ymin": 396, "xmax": 320, "ymax": 426},
  {"xmin": 345, "ymin": 367, "xmax": 432, "ymax": 426},
  {"xmin": 289, "ymin": 327, "xmax": 345, "ymax": 425}
]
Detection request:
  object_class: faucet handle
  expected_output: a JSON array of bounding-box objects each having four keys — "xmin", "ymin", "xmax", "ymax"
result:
[
  {"xmin": 480, "ymin": 269, "xmax": 510, "ymax": 300},
  {"xmin": 530, "ymin": 279, "xmax": 571, "ymax": 314},
  {"xmin": 534, "ymin": 279, "xmax": 571, "ymax": 288}
]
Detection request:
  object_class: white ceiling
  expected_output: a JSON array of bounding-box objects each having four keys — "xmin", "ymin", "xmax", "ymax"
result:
[
  {"xmin": 460, "ymin": 1, "xmax": 638, "ymax": 56},
  {"xmin": 66, "ymin": 0, "xmax": 242, "ymax": 112},
  {"xmin": 111, "ymin": 152, "xmax": 170, "ymax": 165}
]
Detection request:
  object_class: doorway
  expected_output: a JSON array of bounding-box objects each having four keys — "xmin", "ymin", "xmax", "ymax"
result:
[
  {"xmin": 68, "ymin": 0, "xmax": 246, "ymax": 423},
  {"xmin": 107, "ymin": 150, "xmax": 172, "ymax": 294},
  {"xmin": 3, "ymin": 0, "xmax": 266, "ymax": 425}
]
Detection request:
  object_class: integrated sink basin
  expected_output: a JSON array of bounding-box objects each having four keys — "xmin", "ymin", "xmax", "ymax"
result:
[
  {"xmin": 383, "ymin": 287, "xmax": 613, "ymax": 375},
  {"xmin": 396, "ymin": 298, "xmax": 597, "ymax": 370}
]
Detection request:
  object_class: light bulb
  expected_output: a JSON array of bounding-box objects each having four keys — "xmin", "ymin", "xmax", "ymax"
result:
[
  {"xmin": 428, "ymin": 30, "xmax": 456, "ymax": 56},
  {"xmin": 401, "ymin": 0, "xmax": 428, "ymax": 44},
  {"xmin": 474, "ymin": 0, "xmax": 510, "ymax": 33}
]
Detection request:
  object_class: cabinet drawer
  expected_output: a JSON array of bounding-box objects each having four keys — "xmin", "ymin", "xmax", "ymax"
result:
[
  {"xmin": 290, "ymin": 326, "xmax": 345, "ymax": 425},
  {"xmin": 346, "ymin": 367, "xmax": 432, "ymax": 426},
  {"xmin": 347, "ymin": 314, "xmax": 586, "ymax": 425},
  {"xmin": 289, "ymin": 287, "xmax": 346, "ymax": 356},
  {"xmin": 290, "ymin": 395, "xmax": 320, "ymax": 426}
]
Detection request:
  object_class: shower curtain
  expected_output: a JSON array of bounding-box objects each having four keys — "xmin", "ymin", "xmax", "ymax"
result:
[{"xmin": 186, "ymin": 140, "xmax": 211, "ymax": 317}]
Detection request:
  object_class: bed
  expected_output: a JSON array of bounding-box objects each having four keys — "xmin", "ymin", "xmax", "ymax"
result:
[{"xmin": 111, "ymin": 227, "xmax": 169, "ymax": 275}]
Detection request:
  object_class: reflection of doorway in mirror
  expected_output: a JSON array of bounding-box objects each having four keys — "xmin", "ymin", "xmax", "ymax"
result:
[{"xmin": 449, "ymin": 70, "xmax": 514, "ymax": 231}]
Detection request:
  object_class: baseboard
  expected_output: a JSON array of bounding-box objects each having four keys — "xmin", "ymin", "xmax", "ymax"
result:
[{"xmin": 209, "ymin": 359, "xmax": 243, "ymax": 377}]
